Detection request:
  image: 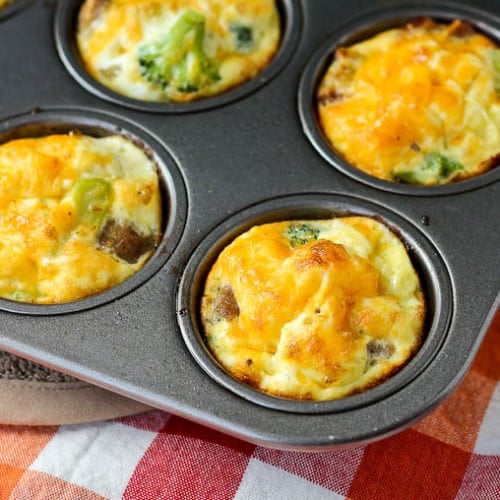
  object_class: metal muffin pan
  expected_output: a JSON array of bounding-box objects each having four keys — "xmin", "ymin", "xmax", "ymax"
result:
[
  {"xmin": 0, "ymin": 0, "xmax": 32, "ymax": 22},
  {"xmin": 0, "ymin": 0, "xmax": 498, "ymax": 450}
]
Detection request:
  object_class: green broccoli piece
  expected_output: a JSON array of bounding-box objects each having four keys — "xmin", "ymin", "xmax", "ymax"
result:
[
  {"xmin": 9, "ymin": 290, "xmax": 38, "ymax": 303},
  {"xmin": 492, "ymin": 49, "xmax": 500, "ymax": 72},
  {"xmin": 394, "ymin": 152, "xmax": 464, "ymax": 185},
  {"xmin": 491, "ymin": 49, "xmax": 500, "ymax": 94},
  {"xmin": 229, "ymin": 23, "xmax": 254, "ymax": 52},
  {"xmin": 137, "ymin": 9, "xmax": 220, "ymax": 93},
  {"xmin": 285, "ymin": 223, "xmax": 320, "ymax": 248},
  {"xmin": 72, "ymin": 178, "xmax": 112, "ymax": 229}
]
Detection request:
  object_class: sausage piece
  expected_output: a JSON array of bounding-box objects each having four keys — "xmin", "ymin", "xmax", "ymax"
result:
[{"xmin": 98, "ymin": 219, "xmax": 156, "ymax": 263}]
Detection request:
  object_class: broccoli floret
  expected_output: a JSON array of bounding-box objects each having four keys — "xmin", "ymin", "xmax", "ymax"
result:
[
  {"xmin": 492, "ymin": 49, "xmax": 500, "ymax": 72},
  {"xmin": 285, "ymin": 223, "xmax": 320, "ymax": 248},
  {"xmin": 9, "ymin": 290, "xmax": 37, "ymax": 303},
  {"xmin": 72, "ymin": 178, "xmax": 111, "ymax": 229},
  {"xmin": 137, "ymin": 10, "xmax": 220, "ymax": 93},
  {"xmin": 491, "ymin": 49, "xmax": 500, "ymax": 94},
  {"xmin": 229, "ymin": 23, "xmax": 254, "ymax": 52},
  {"xmin": 394, "ymin": 152, "xmax": 464, "ymax": 185}
]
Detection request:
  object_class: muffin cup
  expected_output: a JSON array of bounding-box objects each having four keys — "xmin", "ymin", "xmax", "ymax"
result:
[
  {"xmin": 177, "ymin": 193, "xmax": 453, "ymax": 414},
  {"xmin": 0, "ymin": 107, "xmax": 187, "ymax": 315},
  {"xmin": 54, "ymin": 0, "xmax": 303, "ymax": 113},
  {"xmin": 298, "ymin": 1, "xmax": 500, "ymax": 196},
  {"xmin": 0, "ymin": 0, "xmax": 33, "ymax": 22}
]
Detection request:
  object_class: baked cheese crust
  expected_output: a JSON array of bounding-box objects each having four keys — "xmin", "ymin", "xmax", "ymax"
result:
[
  {"xmin": 317, "ymin": 19, "xmax": 500, "ymax": 185},
  {"xmin": 201, "ymin": 217, "xmax": 425, "ymax": 401},
  {"xmin": 76, "ymin": 0, "xmax": 281, "ymax": 102},
  {"xmin": 0, "ymin": 134, "xmax": 162, "ymax": 304}
]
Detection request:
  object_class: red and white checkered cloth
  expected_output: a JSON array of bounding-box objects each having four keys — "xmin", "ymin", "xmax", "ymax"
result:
[{"xmin": 1, "ymin": 311, "xmax": 499, "ymax": 500}]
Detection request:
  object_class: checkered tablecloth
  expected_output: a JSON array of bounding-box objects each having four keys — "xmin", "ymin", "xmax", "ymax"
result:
[{"xmin": 1, "ymin": 311, "xmax": 498, "ymax": 500}]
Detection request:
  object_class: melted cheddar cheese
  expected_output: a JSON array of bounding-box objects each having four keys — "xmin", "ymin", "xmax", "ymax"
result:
[
  {"xmin": 76, "ymin": 0, "xmax": 281, "ymax": 102},
  {"xmin": 201, "ymin": 217, "xmax": 425, "ymax": 401},
  {"xmin": 0, "ymin": 134, "xmax": 162, "ymax": 304},
  {"xmin": 317, "ymin": 19, "xmax": 500, "ymax": 185}
]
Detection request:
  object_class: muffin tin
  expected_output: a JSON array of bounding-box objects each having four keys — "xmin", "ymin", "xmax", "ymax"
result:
[
  {"xmin": 0, "ymin": 0, "xmax": 32, "ymax": 22},
  {"xmin": 0, "ymin": 0, "xmax": 498, "ymax": 450}
]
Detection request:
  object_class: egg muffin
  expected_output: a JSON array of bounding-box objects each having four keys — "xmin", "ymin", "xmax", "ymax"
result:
[
  {"xmin": 201, "ymin": 217, "xmax": 425, "ymax": 401},
  {"xmin": 0, "ymin": 134, "xmax": 162, "ymax": 304},
  {"xmin": 317, "ymin": 19, "xmax": 500, "ymax": 185},
  {"xmin": 76, "ymin": 0, "xmax": 281, "ymax": 102}
]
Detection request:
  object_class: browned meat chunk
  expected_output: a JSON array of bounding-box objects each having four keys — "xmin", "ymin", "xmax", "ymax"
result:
[
  {"xmin": 367, "ymin": 340, "xmax": 395, "ymax": 360},
  {"xmin": 98, "ymin": 219, "xmax": 156, "ymax": 264},
  {"xmin": 214, "ymin": 285, "xmax": 240, "ymax": 320}
]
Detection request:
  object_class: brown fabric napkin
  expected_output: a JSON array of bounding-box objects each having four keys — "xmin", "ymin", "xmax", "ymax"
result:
[{"xmin": 0, "ymin": 351, "xmax": 152, "ymax": 425}]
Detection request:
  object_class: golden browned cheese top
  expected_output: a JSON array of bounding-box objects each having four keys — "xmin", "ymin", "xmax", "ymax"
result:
[
  {"xmin": 317, "ymin": 19, "xmax": 500, "ymax": 185},
  {"xmin": 0, "ymin": 134, "xmax": 162, "ymax": 304},
  {"xmin": 201, "ymin": 217, "xmax": 425, "ymax": 401}
]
